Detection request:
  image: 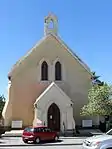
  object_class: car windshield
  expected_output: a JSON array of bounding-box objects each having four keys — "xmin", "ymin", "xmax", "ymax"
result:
[
  {"xmin": 106, "ymin": 129, "xmax": 112, "ymax": 135},
  {"xmin": 24, "ymin": 127, "xmax": 34, "ymax": 132}
]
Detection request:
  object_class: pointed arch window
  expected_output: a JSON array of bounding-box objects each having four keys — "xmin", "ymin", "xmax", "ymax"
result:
[
  {"xmin": 41, "ymin": 61, "xmax": 48, "ymax": 80},
  {"xmin": 55, "ymin": 61, "xmax": 62, "ymax": 80}
]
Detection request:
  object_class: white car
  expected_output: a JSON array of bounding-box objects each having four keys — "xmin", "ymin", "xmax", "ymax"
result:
[{"xmin": 82, "ymin": 129, "xmax": 112, "ymax": 149}]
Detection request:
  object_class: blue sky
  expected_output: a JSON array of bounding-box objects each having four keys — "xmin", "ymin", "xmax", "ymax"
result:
[{"xmin": 0, "ymin": 0, "xmax": 112, "ymax": 97}]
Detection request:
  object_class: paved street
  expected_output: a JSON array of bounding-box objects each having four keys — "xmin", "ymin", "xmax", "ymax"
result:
[
  {"xmin": 0, "ymin": 145, "xmax": 82, "ymax": 149},
  {"xmin": 0, "ymin": 137, "xmax": 84, "ymax": 148},
  {"xmin": 0, "ymin": 137, "xmax": 84, "ymax": 145}
]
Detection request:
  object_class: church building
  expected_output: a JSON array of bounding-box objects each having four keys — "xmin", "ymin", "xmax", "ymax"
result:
[{"xmin": 2, "ymin": 14, "xmax": 99, "ymax": 132}]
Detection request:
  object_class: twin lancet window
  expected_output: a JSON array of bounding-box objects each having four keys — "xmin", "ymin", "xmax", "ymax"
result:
[
  {"xmin": 41, "ymin": 61, "xmax": 48, "ymax": 80},
  {"xmin": 41, "ymin": 61, "xmax": 62, "ymax": 81}
]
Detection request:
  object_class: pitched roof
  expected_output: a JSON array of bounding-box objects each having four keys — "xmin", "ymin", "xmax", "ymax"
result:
[
  {"xmin": 51, "ymin": 34, "xmax": 91, "ymax": 74},
  {"xmin": 34, "ymin": 82, "xmax": 73, "ymax": 105},
  {"xmin": 8, "ymin": 33, "xmax": 92, "ymax": 76}
]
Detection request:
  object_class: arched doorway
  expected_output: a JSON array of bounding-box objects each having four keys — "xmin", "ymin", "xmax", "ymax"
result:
[{"xmin": 47, "ymin": 103, "xmax": 60, "ymax": 131}]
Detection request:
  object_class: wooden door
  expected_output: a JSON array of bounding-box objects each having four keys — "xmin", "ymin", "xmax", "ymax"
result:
[{"xmin": 47, "ymin": 103, "xmax": 60, "ymax": 131}]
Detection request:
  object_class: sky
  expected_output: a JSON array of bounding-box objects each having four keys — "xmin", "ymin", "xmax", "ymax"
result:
[{"xmin": 0, "ymin": 0, "xmax": 112, "ymax": 97}]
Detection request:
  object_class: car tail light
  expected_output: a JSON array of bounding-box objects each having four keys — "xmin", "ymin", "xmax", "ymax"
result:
[{"xmin": 90, "ymin": 141, "xmax": 101, "ymax": 147}]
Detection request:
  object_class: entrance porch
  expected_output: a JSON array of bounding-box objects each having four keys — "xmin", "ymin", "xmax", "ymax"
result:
[{"xmin": 33, "ymin": 82, "xmax": 75, "ymax": 133}]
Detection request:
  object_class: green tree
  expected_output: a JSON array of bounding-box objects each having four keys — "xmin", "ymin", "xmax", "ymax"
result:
[
  {"xmin": 91, "ymin": 71, "xmax": 104, "ymax": 86},
  {"xmin": 81, "ymin": 83, "xmax": 112, "ymax": 116},
  {"xmin": 0, "ymin": 95, "xmax": 6, "ymax": 118}
]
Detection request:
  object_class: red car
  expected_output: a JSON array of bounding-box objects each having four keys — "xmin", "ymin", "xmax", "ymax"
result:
[{"xmin": 22, "ymin": 126, "xmax": 59, "ymax": 144}]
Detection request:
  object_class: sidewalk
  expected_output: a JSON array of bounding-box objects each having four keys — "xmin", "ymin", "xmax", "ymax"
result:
[{"xmin": 78, "ymin": 129, "xmax": 103, "ymax": 136}]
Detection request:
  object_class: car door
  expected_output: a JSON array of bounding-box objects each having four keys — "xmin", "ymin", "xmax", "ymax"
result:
[
  {"xmin": 39, "ymin": 127, "xmax": 47, "ymax": 141},
  {"xmin": 34, "ymin": 127, "xmax": 46, "ymax": 141},
  {"xmin": 42, "ymin": 127, "xmax": 51, "ymax": 140},
  {"xmin": 46, "ymin": 128, "xmax": 55, "ymax": 140}
]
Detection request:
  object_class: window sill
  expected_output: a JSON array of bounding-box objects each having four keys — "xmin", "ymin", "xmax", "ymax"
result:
[
  {"xmin": 54, "ymin": 80, "xmax": 63, "ymax": 83},
  {"xmin": 40, "ymin": 80, "xmax": 50, "ymax": 82},
  {"xmin": 38, "ymin": 80, "xmax": 63, "ymax": 84},
  {"xmin": 39, "ymin": 80, "xmax": 51, "ymax": 83}
]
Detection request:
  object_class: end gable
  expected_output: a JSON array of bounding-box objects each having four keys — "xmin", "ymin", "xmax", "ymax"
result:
[{"xmin": 8, "ymin": 33, "xmax": 92, "ymax": 80}]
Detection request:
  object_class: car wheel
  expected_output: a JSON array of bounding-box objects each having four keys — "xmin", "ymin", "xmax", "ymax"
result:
[
  {"xmin": 54, "ymin": 135, "xmax": 58, "ymax": 142},
  {"xmin": 35, "ymin": 137, "xmax": 40, "ymax": 144}
]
